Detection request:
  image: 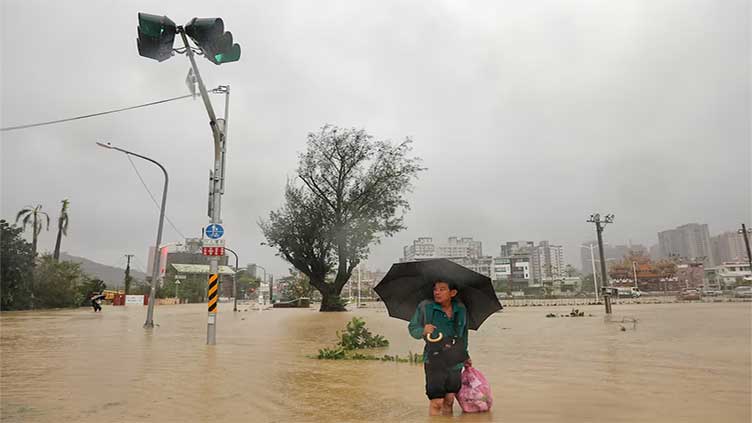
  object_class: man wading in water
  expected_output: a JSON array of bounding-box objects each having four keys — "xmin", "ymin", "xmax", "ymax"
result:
[{"xmin": 408, "ymin": 280, "xmax": 472, "ymax": 416}]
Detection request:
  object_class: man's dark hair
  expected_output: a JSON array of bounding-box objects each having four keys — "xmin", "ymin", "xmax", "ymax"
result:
[{"xmin": 434, "ymin": 280, "xmax": 458, "ymax": 291}]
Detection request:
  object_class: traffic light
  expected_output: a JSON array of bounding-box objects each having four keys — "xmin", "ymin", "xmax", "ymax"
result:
[
  {"xmin": 185, "ymin": 17, "xmax": 241, "ymax": 65},
  {"xmin": 137, "ymin": 13, "xmax": 177, "ymax": 62}
]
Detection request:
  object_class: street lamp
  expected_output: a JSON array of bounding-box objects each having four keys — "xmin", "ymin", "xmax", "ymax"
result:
[
  {"xmin": 97, "ymin": 141, "xmax": 167, "ymax": 328},
  {"xmin": 225, "ymin": 247, "xmax": 239, "ymax": 312},
  {"xmin": 581, "ymin": 244, "xmax": 599, "ymax": 302},
  {"xmin": 252, "ymin": 264, "xmax": 268, "ymax": 303}
]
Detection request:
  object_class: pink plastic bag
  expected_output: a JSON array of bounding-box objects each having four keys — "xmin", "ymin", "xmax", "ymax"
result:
[{"xmin": 457, "ymin": 367, "xmax": 493, "ymax": 413}]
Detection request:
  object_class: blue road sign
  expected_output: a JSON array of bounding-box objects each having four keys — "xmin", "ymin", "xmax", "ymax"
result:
[{"xmin": 206, "ymin": 224, "xmax": 224, "ymax": 239}]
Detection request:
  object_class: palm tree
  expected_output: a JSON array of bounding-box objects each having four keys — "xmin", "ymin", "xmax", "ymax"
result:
[
  {"xmin": 53, "ymin": 199, "xmax": 70, "ymax": 261},
  {"xmin": 15, "ymin": 205, "xmax": 50, "ymax": 259}
]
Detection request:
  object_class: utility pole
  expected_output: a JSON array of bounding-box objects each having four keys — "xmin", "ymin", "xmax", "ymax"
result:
[
  {"xmin": 269, "ymin": 274, "xmax": 274, "ymax": 304},
  {"xmin": 739, "ymin": 224, "xmax": 752, "ymax": 269},
  {"xmin": 587, "ymin": 213, "xmax": 615, "ymax": 314},
  {"xmin": 508, "ymin": 256, "xmax": 515, "ymax": 297},
  {"xmin": 124, "ymin": 254, "xmax": 134, "ymax": 295}
]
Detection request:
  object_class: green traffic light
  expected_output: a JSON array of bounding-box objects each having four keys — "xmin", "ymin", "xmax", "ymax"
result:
[
  {"xmin": 138, "ymin": 13, "xmax": 175, "ymax": 38},
  {"xmin": 185, "ymin": 17, "xmax": 241, "ymax": 65},
  {"xmin": 137, "ymin": 12, "xmax": 176, "ymax": 62},
  {"xmin": 214, "ymin": 44, "xmax": 241, "ymax": 64}
]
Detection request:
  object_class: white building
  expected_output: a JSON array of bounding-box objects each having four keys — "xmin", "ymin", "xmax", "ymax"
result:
[
  {"xmin": 403, "ymin": 237, "xmax": 483, "ymax": 262},
  {"xmin": 713, "ymin": 261, "xmax": 752, "ymax": 288},
  {"xmin": 532, "ymin": 241, "xmax": 564, "ymax": 281}
]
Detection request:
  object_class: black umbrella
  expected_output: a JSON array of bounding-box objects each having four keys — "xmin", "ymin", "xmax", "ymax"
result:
[{"xmin": 374, "ymin": 258, "xmax": 502, "ymax": 330}]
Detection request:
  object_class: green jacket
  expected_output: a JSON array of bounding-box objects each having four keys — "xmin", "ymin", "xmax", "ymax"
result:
[{"xmin": 408, "ymin": 299, "xmax": 469, "ymax": 370}]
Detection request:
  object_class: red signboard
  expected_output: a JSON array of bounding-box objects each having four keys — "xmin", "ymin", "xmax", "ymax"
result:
[{"xmin": 202, "ymin": 246, "xmax": 225, "ymax": 256}]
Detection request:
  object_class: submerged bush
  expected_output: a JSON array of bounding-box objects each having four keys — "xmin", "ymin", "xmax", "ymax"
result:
[
  {"xmin": 313, "ymin": 317, "xmax": 420, "ymax": 364},
  {"xmin": 337, "ymin": 317, "xmax": 389, "ymax": 350}
]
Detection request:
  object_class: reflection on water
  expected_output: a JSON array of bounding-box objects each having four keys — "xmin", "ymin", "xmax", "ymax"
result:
[{"xmin": 1, "ymin": 302, "xmax": 750, "ymax": 422}]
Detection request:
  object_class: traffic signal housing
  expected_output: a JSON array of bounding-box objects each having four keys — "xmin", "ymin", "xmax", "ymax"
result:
[
  {"xmin": 137, "ymin": 13, "xmax": 177, "ymax": 62},
  {"xmin": 185, "ymin": 17, "xmax": 241, "ymax": 65}
]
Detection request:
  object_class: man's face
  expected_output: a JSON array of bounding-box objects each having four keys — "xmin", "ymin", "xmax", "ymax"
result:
[{"xmin": 433, "ymin": 281, "xmax": 456, "ymax": 303}]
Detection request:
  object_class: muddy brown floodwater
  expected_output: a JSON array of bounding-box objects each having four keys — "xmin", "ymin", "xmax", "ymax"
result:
[{"xmin": 1, "ymin": 302, "xmax": 750, "ymax": 422}]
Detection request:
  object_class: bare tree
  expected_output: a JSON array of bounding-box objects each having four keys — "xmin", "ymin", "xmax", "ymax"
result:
[{"xmin": 261, "ymin": 125, "xmax": 424, "ymax": 311}]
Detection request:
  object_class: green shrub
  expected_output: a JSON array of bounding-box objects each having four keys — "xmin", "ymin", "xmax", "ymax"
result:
[{"xmin": 336, "ymin": 317, "xmax": 389, "ymax": 350}]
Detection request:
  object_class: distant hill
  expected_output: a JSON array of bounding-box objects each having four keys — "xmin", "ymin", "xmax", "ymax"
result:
[{"xmin": 59, "ymin": 253, "xmax": 147, "ymax": 289}]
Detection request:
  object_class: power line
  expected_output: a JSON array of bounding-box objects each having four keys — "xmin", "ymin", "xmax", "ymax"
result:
[
  {"xmin": 132, "ymin": 256, "xmax": 148, "ymax": 274},
  {"xmin": 1, "ymin": 93, "xmax": 195, "ymax": 132},
  {"xmin": 126, "ymin": 155, "xmax": 187, "ymax": 239}
]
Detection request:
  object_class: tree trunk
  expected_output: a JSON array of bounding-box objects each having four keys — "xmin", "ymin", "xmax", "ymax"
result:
[
  {"xmin": 32, "ymin": 214, "xmax": 38, "ymax": 259},
  {"xmin": 53, "ymin": 226, "xmax": 63, "ymax": 260},
  {"xmin": 319, "ymin": 289, "xmax": 347, "ymax": 311}
]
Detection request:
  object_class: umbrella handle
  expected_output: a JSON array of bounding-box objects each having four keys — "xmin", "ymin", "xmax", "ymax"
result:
[{"xmin": 426, "ymin": 332, "xmax": 443, "ymax": 343}]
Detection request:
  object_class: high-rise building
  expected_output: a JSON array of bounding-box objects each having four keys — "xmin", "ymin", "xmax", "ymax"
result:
[
  {"xmin": 401, "ymin": 237, "xmax": 490, "ymax": 279},
  {"xmin": 499, "ymin": 241, "xmax": 534, "ymax": 257},
  {"xmin": 658, "ymin": 223, "xmax": 714, "ymax": 265},
  {"xmin": 402, "ymin": 236, "xmax": 483, "ymax": 262},
  {"xmin": 711, "ymin": 232, "xmax": 748, "ymax": 265},
  {"xmin": 531, "ymin": 241, "xmax": 564, "ymax": 281},
  {"xmin": 496, "ymin": 241, "xmax": 535, "ymax": 292}
]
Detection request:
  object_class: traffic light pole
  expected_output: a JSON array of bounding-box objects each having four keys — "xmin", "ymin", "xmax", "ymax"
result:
[{"xmin": 178, "ymin": 27, "xmax": 227, "ymax": 345}]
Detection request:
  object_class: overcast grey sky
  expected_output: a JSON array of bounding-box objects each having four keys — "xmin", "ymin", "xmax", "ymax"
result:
[{"xmin": 2, "ymin": 0, "xmax": 750, "ymax": 277}]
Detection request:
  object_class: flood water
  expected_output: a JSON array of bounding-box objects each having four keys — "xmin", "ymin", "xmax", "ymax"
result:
[{"xmin": 1, "ymin": 302, "xmax": 750, "ymax": 422}]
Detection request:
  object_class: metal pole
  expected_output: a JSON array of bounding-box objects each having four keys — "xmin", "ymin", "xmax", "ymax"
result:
[
  {"xmin": 357, "ymin": 264, "xmax": 362, "ymax": 308},
  {"xmin": 269, "ymin": 274, "xmax": 274, "ymax": 304},
  {"xmin": 596, "ymin": 221, "xmax": 612, "ymax": 314},
  {"xmin": 740, "ymin": 224, "xmax": 752, "ymax": 269},
  {"xmin": 225, "ymin": 247, "xmax": 239, "ymax": 312},
  {"xmin": 96, "ymin": 142, "xmax": 168, "ymax": 328},
  {"xmin": 253, "ymin": 265, "xmax": 267, "ymax": 304},
  {"xmin": 178, "ymin": 28, "xmax": 224, "ymax": 345},
  {"xmin": 588, "ymin": 244, "xmax": 599, "ymax": 302},
  {"xmin": 632, "ymin": 261, "xmax": 638, "ymax": 288}
]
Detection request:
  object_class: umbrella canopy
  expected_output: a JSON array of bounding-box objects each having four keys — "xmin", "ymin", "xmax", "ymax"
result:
[{"xmin": 374, "ymin": 258, "xmax": 502, "ymax": 330}]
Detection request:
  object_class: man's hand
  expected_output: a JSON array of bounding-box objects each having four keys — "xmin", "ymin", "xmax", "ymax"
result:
[
  {"xmin": 464, "ymin": 358, "xmax": 473, "ymax": 367},
  {"xmin": 422, "ymin": 324, "xmax": 437, "ymax": 336}
]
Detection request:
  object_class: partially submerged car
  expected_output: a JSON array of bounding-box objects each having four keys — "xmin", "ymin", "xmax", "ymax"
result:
[
  {"xmin": 677, "ymin": 289, "xmax": 701, "ymax": 301},
  {"xmin": 733, "ymin": 286, "xmax": 752, "ymax": 298}
]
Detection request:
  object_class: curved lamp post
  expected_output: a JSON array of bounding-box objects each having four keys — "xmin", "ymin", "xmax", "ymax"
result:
[
  {"xmin": 97, "ymin": 141, "xmax": 167, "ymax": 328},
  {"xmin": 225, "ymin": 247, "xmax": 239, "ymax": 312}
]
